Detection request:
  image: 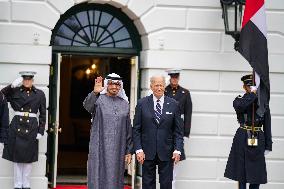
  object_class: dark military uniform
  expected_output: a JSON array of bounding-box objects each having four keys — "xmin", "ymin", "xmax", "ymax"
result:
[
  {"xmin": 0, "ymin": 91, "xmax": 9, "ymax": 144},
  {"xmin": 1, "ymin": 85, "xmax": 46, "ymax": 163},
  {"xmin": 165, "ymin": 85, "xmax": 192, "ymax": 161},
  {"xmin": 165, "ymin": 85, "xmax": 192, "ymax": 137},
  {"xmin": 224, "ymin": 92, "xmax": 272, "ymax": 184}
]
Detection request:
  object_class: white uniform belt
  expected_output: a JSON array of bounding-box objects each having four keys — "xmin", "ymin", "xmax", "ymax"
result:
[{"xmin": 14, "ymin": 111, "xmax": 37, "ymax": 117}]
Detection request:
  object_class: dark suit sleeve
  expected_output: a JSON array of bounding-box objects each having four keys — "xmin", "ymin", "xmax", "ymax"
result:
[
  {"xmin": 263, "ymin": 107, "xmax": 272, "ymax": 151},
  {"xmin": 38, "ymin": 92, "xmax": 47, "ymax": 135},
  {"xmin": 132, "ymin": 100, "xmax": 142, "ymax": 152},
  {"xmin": 0, "ymin": 93, "xmax": 9, "ymax": 144},
  {"xmin": 233, "ymin": 93, "xmax": 257, "ymax": 113},
  {"xmin": 125, "ymin": 113, "xmax": 134, "ymax": 155},
  {"xmin": 174, "ymin": 102, "xmax": 184, "ymax": 152},
  {"xmin": 184, "ymin": 92, "xmax": 192, "ymax": 137}
]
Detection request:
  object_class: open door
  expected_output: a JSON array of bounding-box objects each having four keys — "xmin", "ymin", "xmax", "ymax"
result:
[
  {"xmin": 47, "ymin": 53, "xmax": 62, "ymax": 188},
  {"xmin": 129, "ymin": 56, "xmax": 139, "ymax": 189},
  {"xmin": 47, "ymin": 54, "xmax": 139, "ymax": 188}
]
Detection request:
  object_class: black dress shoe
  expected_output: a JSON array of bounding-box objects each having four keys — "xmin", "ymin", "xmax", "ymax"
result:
[
  {"xmin": 22, "ymin": 188, "xmax": 31, "ymax": 189},
  {"xmin": 14, "ymin": 188, "xmax": 22, "ymax": 189}
]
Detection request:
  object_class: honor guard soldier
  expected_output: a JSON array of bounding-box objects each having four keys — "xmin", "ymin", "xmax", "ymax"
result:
[
  {"xmin": 1, "ymin": 71, "xmax": 46, "ymax": 189},
  {"xmin": 224, "ymin": 74, "xmax": 272, "ymax": 189},
  {"xmin": 165, "ymin": 69, "xmax": 192, "ymax": 137},
  {"xmin": 165, "ymin": 69, "xmax": 192, "ymax": 189}
]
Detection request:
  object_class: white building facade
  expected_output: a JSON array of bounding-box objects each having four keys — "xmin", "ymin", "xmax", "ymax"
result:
[{"xmin": 0, "ymin": 0, "xmax": 284, "ymax": 189}]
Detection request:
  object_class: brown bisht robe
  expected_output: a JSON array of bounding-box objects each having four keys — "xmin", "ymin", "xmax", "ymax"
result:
[{"xmin": 83, "ymin": 92, "xmax": 133, "ymax": 189}]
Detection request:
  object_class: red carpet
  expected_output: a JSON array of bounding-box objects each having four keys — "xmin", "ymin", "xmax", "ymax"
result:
[{"xmin": 55, "ymin": 186, "xmax": 131, "ymax": 189}]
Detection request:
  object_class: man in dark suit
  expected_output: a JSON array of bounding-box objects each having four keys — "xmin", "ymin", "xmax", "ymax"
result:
[{"xmin": 133, "ymin": 75, "xmax": 184, "ymax": 189}]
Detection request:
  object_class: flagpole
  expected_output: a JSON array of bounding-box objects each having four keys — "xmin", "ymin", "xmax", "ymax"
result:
[{"xmin": 252, "ymin": 70, "xmax": 255, "ymax": 136}]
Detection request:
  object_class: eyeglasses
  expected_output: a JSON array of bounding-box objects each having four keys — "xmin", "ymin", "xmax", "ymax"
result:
[{"xmin": 108, "ymin": 81, "xmax": 121, "ymax": 86}]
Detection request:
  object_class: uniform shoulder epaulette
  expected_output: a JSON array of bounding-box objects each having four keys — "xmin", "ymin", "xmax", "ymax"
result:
[{"xmin": 180, "ymin": 86, "xmax": 189, "ymax": 94}]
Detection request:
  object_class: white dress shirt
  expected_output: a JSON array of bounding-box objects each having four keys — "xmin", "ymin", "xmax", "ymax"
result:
[
  {"xmin": 136, "ymin": 95, "xmax": 181, "ymax": 155},
  {"xmin": 153, "ymin": 95, "xmax": 164, "ymax": 112}
]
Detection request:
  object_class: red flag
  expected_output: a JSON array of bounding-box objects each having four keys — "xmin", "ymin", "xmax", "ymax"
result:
[{"xmin": 238, "ymin": 0, "xmax": 270, "ymax": 117}]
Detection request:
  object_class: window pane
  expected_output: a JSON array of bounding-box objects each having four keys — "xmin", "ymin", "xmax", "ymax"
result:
[
  {"xmin": 74, "ymin": 35, "xmax": 88, "ymax": 45},
  {"xmin": 83, "ymin": 26, "xmax": 92, "ymax": 41},
  {"xmin": 54, "ymin": 36, "xmax": 72, "ymax": 46},
  {"xmin": 100, "ymin": 43, "xmax": 114, "ymax": 47},
  {"xmin": 88, "ymin": 10, "xmax": 94, "ymax": 25},
  {"xmin": 92, "ymin": 25, "xmax": 98, "ymax": 41},
  {"xmin": 112, "ymin": 27, "xmax": 130, "ymax": 41},
  {"xmin": 57, "ymin": 24, "xmax": 75, "ymax": 39},
  {"xmin": 107, "ymin": 18, "xmax": 123, "ymax": 33},
  {"xmin": 76, "ymin": 11, "xmax": 89, "ymax": 27},
  {"xmin": 115, "ymin": 39, "xmax": 132, "ymax": 48},
  {"xmin": 78, "ymin": 30, "xmax": 90, "ymax": 43},
  {"xmin": 98, "ymin": 31, "xmax": 109, "ymax": 43},
  {"xmin": 95, "ymin": 27, "xmax": 104, "ymax": 41},
  {"xmin": 94, "ymin": 10, "xmax": 101, "ymax": 26},
  {"xmin": 100, "ymin": 36, "xmax": 114, "ymax": 46},
  {"xmin": 73, "ymin": 41, "xmax": 86, "ymax": 46},
  {"xmin": 64, "ymin": 15, "xmax": 81, "ymax": 33},
  {"xmin": 100, "ymin": 12, "xmax": 113, "ymax": 27}
]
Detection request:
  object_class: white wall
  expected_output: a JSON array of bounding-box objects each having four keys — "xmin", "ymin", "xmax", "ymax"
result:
[{"xmin": 0, "ymin": 0, "xmax": 283, "ymax": 189}]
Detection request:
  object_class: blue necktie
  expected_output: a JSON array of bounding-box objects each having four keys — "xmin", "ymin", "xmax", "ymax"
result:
[{"xmin": 155, "ymin": 100, "xmax": 162, "ymax": 124}]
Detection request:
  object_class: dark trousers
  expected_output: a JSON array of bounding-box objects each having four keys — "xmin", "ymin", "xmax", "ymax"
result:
[
  {"xmin": 142, "ymin": 155, "xmax": 173, "ymax": 189},
  {"xmin": 239, "ymin": 182, "xmax": 260, "ymax": 189}
]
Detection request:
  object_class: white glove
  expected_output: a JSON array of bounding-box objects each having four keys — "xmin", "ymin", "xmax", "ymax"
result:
[
  {"xmin": 11, "ymin": 77, "xmax": 23, "ymax": 88},
  {"xmin": 36, "ymin": 133, "xmax": 43, "ymax": 140},
  {"xmin": 250, "ymin": 86, "xmax": 257, "ymax": 93},
  {"xmin": 264, "ymin": 150, "xmax": 270, "ymax": 156}
]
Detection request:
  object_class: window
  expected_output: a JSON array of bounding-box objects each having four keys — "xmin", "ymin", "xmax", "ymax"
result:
[{"xmin": 51, "ymin": 3, "xmax": 141, "ymax": 52}]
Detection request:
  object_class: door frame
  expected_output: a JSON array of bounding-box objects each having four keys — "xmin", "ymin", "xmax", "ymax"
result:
[
  {"xmin": 47, "ymin": 53, "xmax": 61, "ymax": 188},
  {"xmin": 47, "ymin": 51, "xmax": 141, "ymax": 188}
]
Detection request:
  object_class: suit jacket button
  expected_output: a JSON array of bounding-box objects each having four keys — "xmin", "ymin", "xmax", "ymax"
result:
[
  {"xmin": 27, "ymin": 120, "xmax": 30, "ymax": 123},
  {"xmin": 29, "ymin": 109, "xmax": 32, "ymax": 112},
  {"xmin": 18, "ymin": 129, "xmax": 20, "ymax": 132},
  {"xmin": 21, "ymin": 108, "xmax": 23, "ymax": 111},
  {"xmin": 26, "ymin": 130, "xmax": 28, "ymax": 133},
  {"xmin": 20, "ymin": 118, "xmax": 23, "ymax": 121}
]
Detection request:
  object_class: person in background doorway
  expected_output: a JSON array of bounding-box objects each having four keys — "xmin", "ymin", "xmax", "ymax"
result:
[
  {"xmin": 1, "ymin": 71, "xmax": 46, "ymax": 189},
  {"xmin": 83, "ymin": 73, "xmax": 133, "ymax": 189},
  {"xmin": 165, "ymin": 69, "xmax": 192, "ymax": 189},
  {"xmin": 224, "ymin": 74, "xmax": 272, "ymax": 189}
]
